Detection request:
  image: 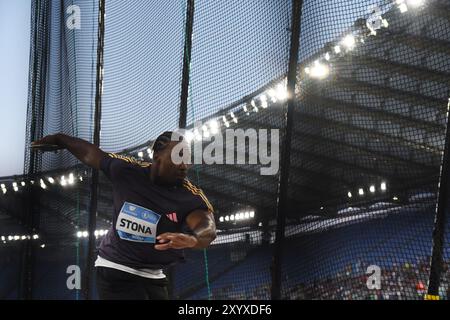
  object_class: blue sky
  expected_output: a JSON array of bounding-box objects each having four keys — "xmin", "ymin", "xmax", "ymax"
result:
[{"xmin": 0, "ymin": 0, "xmax": 30, "ymax": 176}]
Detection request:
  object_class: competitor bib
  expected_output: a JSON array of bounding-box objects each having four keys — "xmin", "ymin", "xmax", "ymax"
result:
[{"xmin": 116, "ymin": 202, "xmax": 161, "ymax": 243}]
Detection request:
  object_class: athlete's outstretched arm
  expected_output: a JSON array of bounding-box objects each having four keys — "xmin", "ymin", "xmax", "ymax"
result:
[
  {"xmin": 155, "ymin": 210, "xmax": 216, "ymax": 250},
  {"xmin": 32, "ymin": 133, "xmax": 105, "ymax": 169}
]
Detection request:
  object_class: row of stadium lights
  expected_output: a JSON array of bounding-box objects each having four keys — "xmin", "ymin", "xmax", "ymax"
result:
[
  {"xmin": 219, "ymin": 211, "xmax": 255, "ymax": 223},
  {"xmin": 347, "ymin": 182, "xmax": 387, "ymax": 198},
  {"xmin": 0, "ymin": 234, "xmax": 45, "ymax": 248},
  {"xmin": 131, "ymin": 1, "xmax": 428, "ymax": 153},
  {"xmin": 304, "ymin": 0, "xmax": 427, "ymax": 80},
  {"xmin": 76, "ymin": 229, "xmax": 109, "ymax": 238},
  {"xmin": 0, "ymin": 173, "xmax": 83, "ymax": 194}
]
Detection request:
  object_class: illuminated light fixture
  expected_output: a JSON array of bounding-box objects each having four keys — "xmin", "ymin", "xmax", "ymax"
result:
[
  {"xmin": 61, "ymin": 176, "xmax": 67, "ymax": 186},
  {"xmin": 202, "ymin": 125, "xmax": 210, "ymax": 138},
  {"xmin": 225, "ymin": 216, "xmax": 230, "ymax": 222},
  {"xmin": 21, "ymin": 235, "xmax": 27, "ymax": 240},
  {"xmin": 219, "ymin": 216, "xmax": 224, "ymax": 222},
  {"xmin": 2, "ymin": 188, "xmax": 6, "ymax": 194},
  {"xmin": 12, "ymin": 182, "xmax": 17, "ymax": 187},
  {"xmin": 251, "ymin": 99, "xmax": 258, "ymax": 112},
  {"xmin": 393, "ymin": 196, "xmax": 399, "ymax": 201},
  {"xmin": 33, "ymin": 234, "xmax": 39, "ymax": 240},
  {"xmin": 79, "ymin": 176, "xmax": 83, "ymax": 181},
  {"xmin": 68, "ymin": 173, "xmax": 75, "ymax": 185},
  {"xmin": 8, "ymin": 236, "xmax": 13, "ymax": 241},
  {"xmin": 380, "ymin": 182, "xmax": 387, "ymax": 191},
  {"xmin": 348, "ymin": 192, "xmax": 352, "ymax": 198},
  {"xmin": 0, "ymin": 236, "xmax": 4, "ymax": 241},
  {"xmin": 359, "ymin": 188, "xmax": 364, "ymax": 196},
  {"xmin": 138, "ymin": 151, "xmax": 144, "ymax": 158},
  {"xmin": 370, "ymin": 185, "xmax": 376, "ymax": 193},
  {"xmin": 48, "ymin": 177, "xmax": 55, "ymax": 184},
  {"xmin": 30, "ymin": 180, "xmax": 34, "ymax": 184},
  {"xmin": 276, "ymin": 83, "xmax": 288, "ymax": 101},
  {"xmin": 77, "ymin": 231, "xmax": 82, "ymax": 238},
  {"xmin": 185, "ymin": 130, "xmax": 194, "ymax": 143},
  {"xmin": 325, "ymin": 52, "xmax": 331, "ymax": 61},
  {"xmin": 40, "ymin": 244, "xmax": 45, "ymax": 248},
  {"xmin": 14, "ymin": 235, "xmax": 20, "ymax": 241},
  {"xmin": 82, "ymin": 231, "xmax": 88, "ymax": 238},
  {"xmin": 13, "ymin": 186, "xmax": 19, "ymax": 192},
  {"xmin": 0, "ymin": 184, "xmax": 4, "ymax": 189},
  {"xmin": 310, "ymin": 61, "xmax": 329, "ymax": 79},
  {"xmin": 230, "ymin": 215, "xmax": 235, "ymax": 221},
  {"xmin": 249, "ymin": 211, "xmax": 255, "ymax": 218},
  {"xmin": 21, "ymin": 181, "xmax": 26, "ymax": 187},
  {"xmin": 382, "ymin": 19, "xmax": 389, "ymax": 28},
  {"xmin": 209, "ymin": 120, "xmax": 219, "ymax": 134},
  {"xmin": 239, "ymin": 212, "xmax": 245, "ymax": 220},
  {"xmin": 244, "ymin": 211, "xmax": 250, "ymax": 219},
  {"xmin": 243, "ymin": 104, "xmax": 249, "ymax": 113},
  {"xmin": 342, "ymin": 35, "xmax": 356, "ymax": 49},
  {"xmin": 193, "ymin": 129, "xmax": 202, "ymax": 141},
  {"xmin": 234, "ymin": 214, "xmax": 240, "ymax": 221},
  {"xmin": 334, "ymin": 45, "xmax": 341, "ymax": 54},
  {"xmin": 406, "ymin": 0, "xmax": 425, "ymax": 8},
  {"xmin": 267, "ymin": 89, "xmax": 277, "ymax": 103},
  {"xmin": 94, "ymin": 230, "xmax": 99, "ymax": 237}
]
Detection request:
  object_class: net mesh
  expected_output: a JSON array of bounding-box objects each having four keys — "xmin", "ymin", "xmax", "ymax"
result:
[{"xmin": 0, "ymin": 0, "xmax": 449, "ymax": 300}]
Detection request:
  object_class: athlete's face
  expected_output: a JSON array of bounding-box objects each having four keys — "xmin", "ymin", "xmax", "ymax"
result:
[{"xmin": 152, "ymin": 141, "xmax": 191, "ymax": 186}]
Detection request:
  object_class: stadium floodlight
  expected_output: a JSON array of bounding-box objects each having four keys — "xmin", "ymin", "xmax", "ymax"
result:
[
  {"xmin": 0, "ymin": 184, "xmax": 5, "ymax": 189},
  {"xmin": 40, "ymin": 179, "xmax": 47, "ymax": 190},
  {"xmin": 0, "ymin": 236, "xmax": 4, "ymax": 241},
  {"xmin": 13, "ymin": 186, "xmax": 19, "ymax": 192},
  {"xmin": 33, "ymin": 234, "xmax": 39, "ymax": 240},
  {"xmin": 21, "ymin": 235, "xmax": 27, "ymax": 240},
  {"xmin": 14, "ymin": 235, "xmax": 20, "ymax": 241},
  {"xmin": 249, "ymin": 211, "xmax": 255, "ymax": 218},
  {"xmin": 348, "ymin": 192, "xmax": 352, "ymax": 198},
  {"xmin": 94, "ymin": 230, "xmax": 99, "ymax": 237},
  {"xmin": 240, "ymin": 212, "xmax": 245, "ymax": 220},
  {"xmin": 359, "ymin": 188, "xmax": 364, "ymax": 196},
  {"xmin": 235, "ymin": 213, "xmax": 240, "ymax": 221},
  {"xmin": 8, "ymin": 236, "xmax": 13, "ymax": 241},
  {"xmin": 209, "ymin": 120, "xmax": 219, "ymax": 134},
  {"xmin": 325, "ymin": 52, "xmax": 331, "ymax": 61},
  {"xmin": 244, "ymin": 211, "xmax": 250, "ymax": 219},
  {"xmin": 48, "ymin": 177, "xmax": 55, "ymax": 184},
  {"xmin": 407, "ymin": 0, "xmax": 425, "ymax": 8},
  {"xmin": 310, "ymin": 61, "xmax": 329, "ymax": 79},
  {"xmin": 138, "ymin": 151, "xmax": 144, "ymax": 158},
  {"xmin": 41, "ymin": 244, "xmax": 45, "ymax": 248},
  {"xmin": 2, "ymin": 188, "xmax": 6, "ymax": 194},
  {"xmin": 184, "ymin": 131, "xmax": 194, "ymax": 143},
  {"xmin": 12, "ymin": 182, "xmax": 17, "ymax": 187},
  {"xmin": 225, "ymin": 216, "xmax": 230, "ymax": 222},
  {"xmin": 334, "ymin": 45, "xmax": 341, "ymax": 54},
  {"xmin": 342, "ymin": 35, "xmax": 356, "ymax": 49},
  {"xmin": 260, "ymin": 94, "xmax": 268, "ymax": 109},
  {"xmin": 21, "ymin": 181, "xmax": 26, "ymax": 187},
  {"xmin": 267, "ymin": 89, "xmax": 277, "ymax": 103},
  {"xmin": 276, "ymin": 83, "xmax": 288, "ymax": 101},
  {"xmin": 370, "ymin": 185, "xmax": 376, "ymax": 193},
  {"xmin": 82, "ymin": 231, "xmax": 88, "ymax": 238},
  {"xmin": 393, "ymin": 196, "xmax": 398, "ymax": 201},
  {"xmin": 304, "ymin": 67, "xmax": 310, "ymax": 74},
  {"xmin": 219, "ymin": 216, "xmax": 224, "ymax": 222},
  {"xmin": 230, "ymin": 215, "xmax": 235, "ymax": 221},
  {"xmin": 381, "ymin": 182, "xmax": 387, "ymax": 191}
]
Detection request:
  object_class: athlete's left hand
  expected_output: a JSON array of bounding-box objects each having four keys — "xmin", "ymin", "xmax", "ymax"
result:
[{"xmin": 154, "ymin": 232, "xmax": 198, "ymax": 250}]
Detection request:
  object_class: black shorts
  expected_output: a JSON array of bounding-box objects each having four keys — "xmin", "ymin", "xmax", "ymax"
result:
[{"xmin": 96, "ymin": 267, "xmax": 169, "ymax": 300}]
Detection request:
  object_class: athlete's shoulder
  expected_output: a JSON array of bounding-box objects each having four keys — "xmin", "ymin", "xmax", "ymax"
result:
[
  {"xmin": 182, "ymin": 179, "xmax": 214, "ymax": 213},
  {"xmin": 105, "ymin": 152, "xmax": 151, "ymax": 168}
]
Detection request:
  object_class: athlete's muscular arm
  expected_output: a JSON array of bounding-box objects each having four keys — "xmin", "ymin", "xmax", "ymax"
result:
[
  {"xmin": 155, "ymin": 210, "xmax": 216, "ymax": 250},
  {"xmin": 32, "ymin": 133, "xmax": 105, "ymax": 169}
]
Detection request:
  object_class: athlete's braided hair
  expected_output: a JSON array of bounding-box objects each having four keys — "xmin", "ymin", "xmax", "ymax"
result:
[{"xmin": 151, "ymin": 131, "xmax": 184, "ymax": 153}]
